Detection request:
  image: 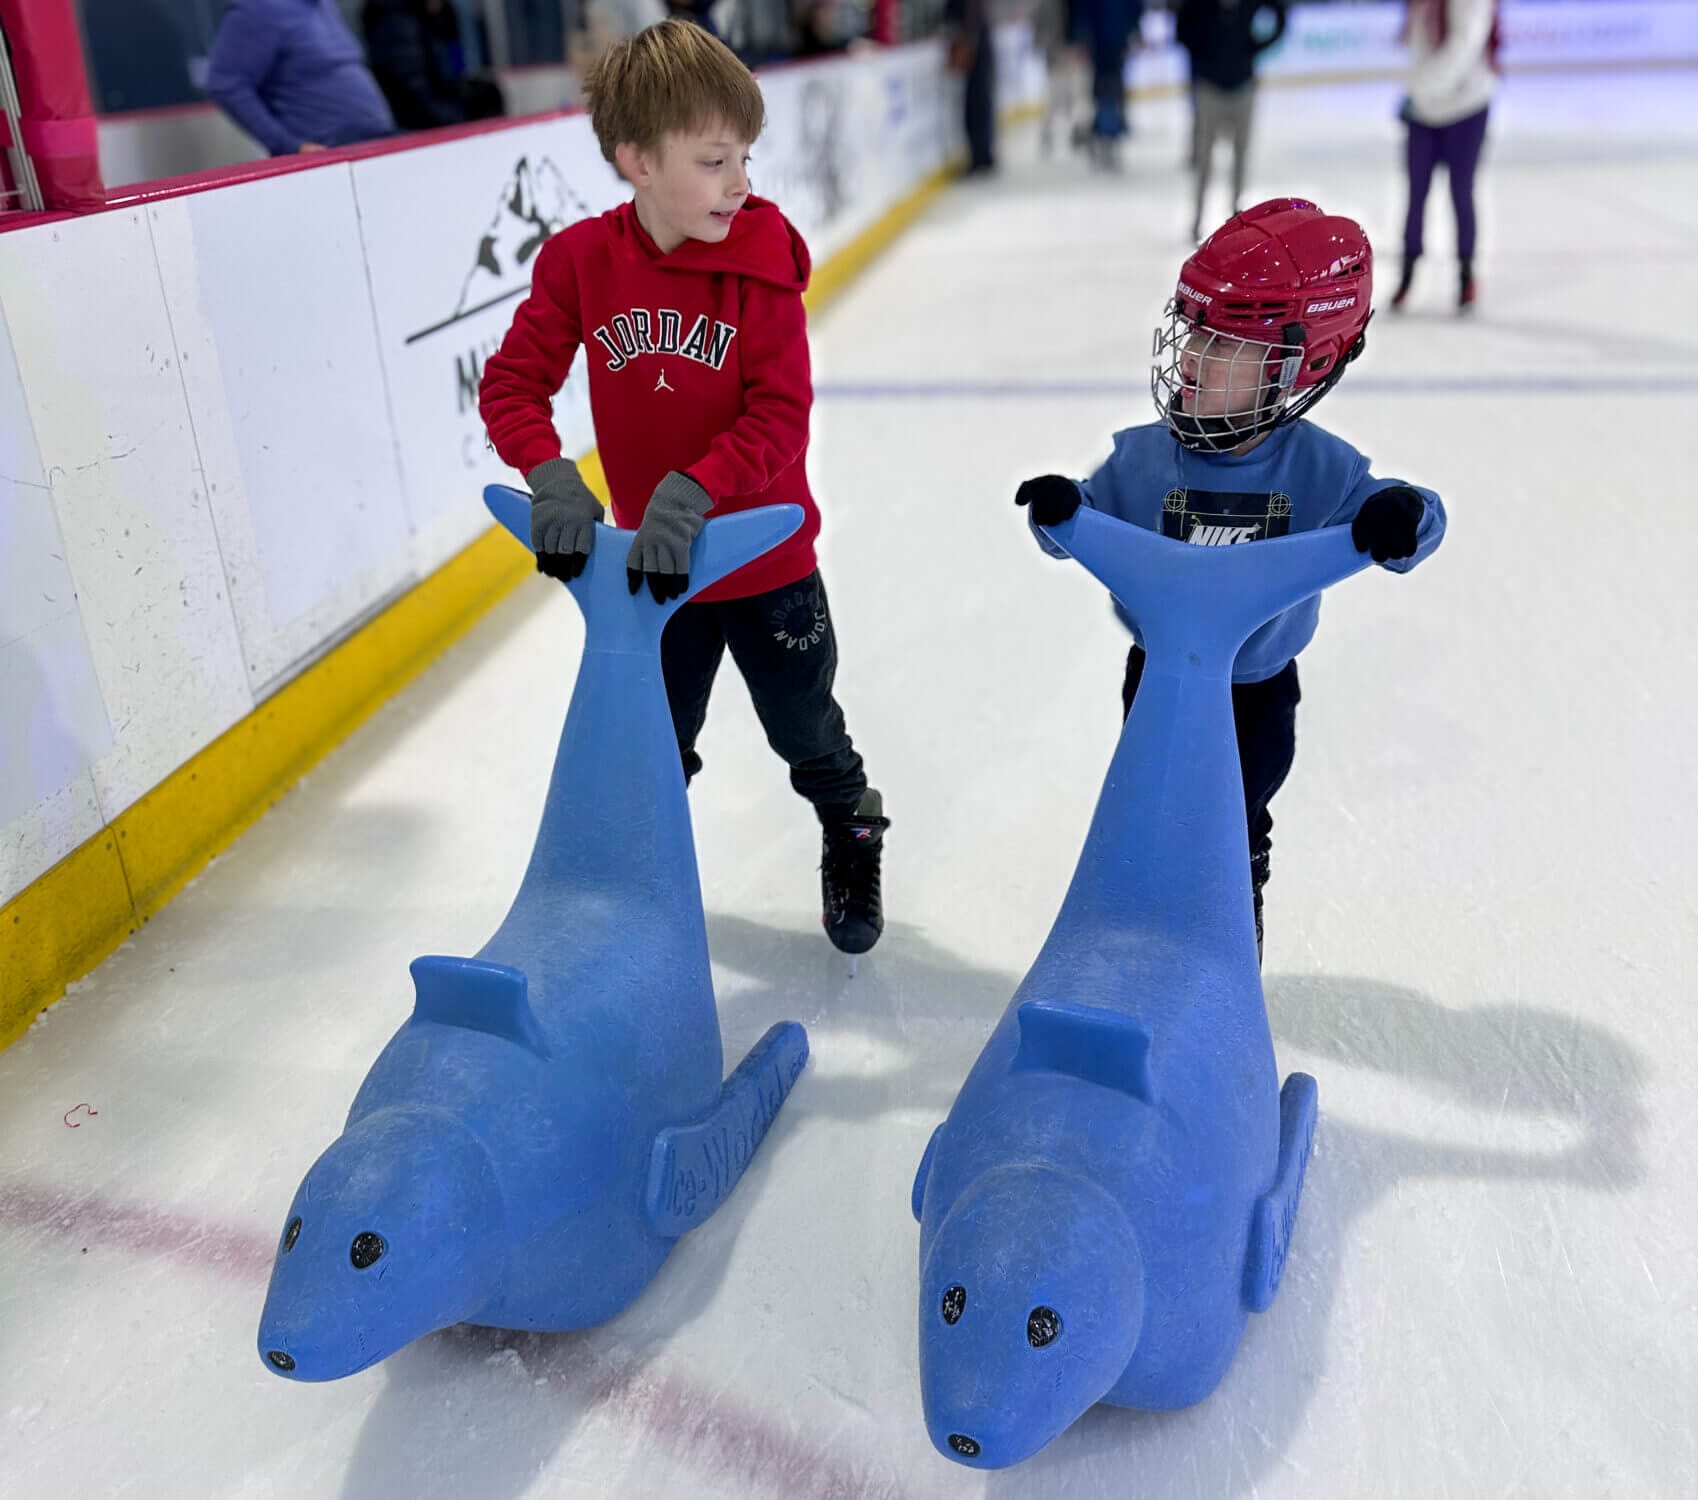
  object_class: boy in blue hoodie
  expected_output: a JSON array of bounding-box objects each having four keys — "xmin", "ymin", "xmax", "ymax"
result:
[{"xmin": 1016, "ymin": 200, "xmax": 1447, "ymax": 960}]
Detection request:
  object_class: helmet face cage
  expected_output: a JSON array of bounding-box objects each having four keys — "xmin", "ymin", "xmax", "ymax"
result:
[{"xmin": 1150, "ymin": 300, "xmax": 1304, "ymax": 454}]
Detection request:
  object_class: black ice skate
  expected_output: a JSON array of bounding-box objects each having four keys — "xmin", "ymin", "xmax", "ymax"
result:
[{"xmin": 821, "ymin": 790, "xmax": 889, "ymax": 957}]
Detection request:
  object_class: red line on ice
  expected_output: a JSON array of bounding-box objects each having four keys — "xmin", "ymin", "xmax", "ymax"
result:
[
  {"xmin": 0, "ymin": 1181, "xmax": 277, "ymax": 1279},
  {"xmin": 0, "ymin": 1181, "xmax": 915, "ymax": 1500}
]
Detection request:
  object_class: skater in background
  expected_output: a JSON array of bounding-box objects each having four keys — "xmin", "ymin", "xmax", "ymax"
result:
[
  {"xmin": 1078, "ymin": 0, "xmax": 1142, "ymax": 169},
  {"xmin": 1031, "ymin": 0, "xmax": 1087, "ymax": 157},
  {"xmin": 363, "ymin": 0, "xmax": 506, "ymax": 130},
  {"xmin": 479, "ymin": 21, "xmax": 890, "ymax": 956},
  {"xmin": 1013, "ymin": 200, "xmax": 1446, "ymax": 959},
  {"xmin": 1175, "ymin": 0, "xmax": 1286, "ymax": 242},
  {"xmin": 946, "ymin": 0, "xmax": 997, "ymax": 174},
  {"xmin": 1393, "ymin": 0, "xmax": 1501, "ymax": 312}
]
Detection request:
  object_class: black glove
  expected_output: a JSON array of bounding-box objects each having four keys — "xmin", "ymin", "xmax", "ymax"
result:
[
  {"xmin": 525, "ymin": 458, "xmax": 604, "ymax": 582},
  {"xmin": 1351, "ymin": 485, "xmax": 1424, "ymax": 563},
  {"xmin": 627, "ymin": 471, "xmax": 713, "ymax": 603},
  {"xmin": 1015, "ymin": 475, "xmax": 1083, "ymax": 527}
]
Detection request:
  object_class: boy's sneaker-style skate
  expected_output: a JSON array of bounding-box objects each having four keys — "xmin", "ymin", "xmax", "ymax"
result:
[{"xmin": 821, "ymin": 790, "xmax": 889, "ymax": 956}]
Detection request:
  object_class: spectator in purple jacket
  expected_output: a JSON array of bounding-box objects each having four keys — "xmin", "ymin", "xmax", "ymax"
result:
[{"xmin": 207, "ymin": 0, "xmax": 398, "ymax": 156}]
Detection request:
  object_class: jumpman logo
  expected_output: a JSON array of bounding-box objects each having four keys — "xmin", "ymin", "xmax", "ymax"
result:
[{"xmin": 654, "ymin": 369, "xmax": 674, "ymax": 393}]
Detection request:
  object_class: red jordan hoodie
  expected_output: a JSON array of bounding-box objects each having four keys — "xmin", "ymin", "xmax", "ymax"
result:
[{"xmin": 479, "ymin": 195, "xmax": 819, "ymax": 601}]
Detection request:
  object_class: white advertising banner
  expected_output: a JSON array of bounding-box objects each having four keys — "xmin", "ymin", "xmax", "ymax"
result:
[
  {"xmin": 751, "ymin": 58, "xmax": 866, "ymax": 268},
  {"xmin": 870, "ymin": 41, "xmax": 956, "ymax": 211},
  {"xmin": 1497, "ymin": 1, "xmax": 1698, "ymax": 68},
  {"xmin": 352, "ymin": 118, "xmax": 627, "ymax": 577}
]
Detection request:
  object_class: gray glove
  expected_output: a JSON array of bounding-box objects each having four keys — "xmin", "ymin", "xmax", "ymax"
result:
[
  {"xmin": 627, "ymin": 471, "xmax": 713, "ymax": 603},
  {"xmin": 526, "ymin": 457, "xmax": 604, "ymax": 582}
]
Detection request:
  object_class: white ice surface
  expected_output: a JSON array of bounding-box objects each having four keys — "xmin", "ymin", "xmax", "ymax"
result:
[{"xmin": 3, "ymin": 69, "xmax": 1695, "ymax": 1500}]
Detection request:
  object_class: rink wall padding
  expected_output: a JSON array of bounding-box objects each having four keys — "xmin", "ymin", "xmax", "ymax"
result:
[{"xmin": 0, "ymin": 42, "xmax": 971, "ymax": 1053}]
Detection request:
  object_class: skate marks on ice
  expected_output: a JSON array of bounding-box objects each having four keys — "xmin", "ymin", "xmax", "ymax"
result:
[{"xmin": 975, "ymin": 975, "xmax": 1648, "ymax": 1500}]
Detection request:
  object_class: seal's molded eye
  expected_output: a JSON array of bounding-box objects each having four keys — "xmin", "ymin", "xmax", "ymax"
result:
[
  {"xmin": 941, "ymin": 1285, "xmax": 966, "ymax": 1325},
  {"xmin": 350, "ymin": 1232, "xmax": 386, "ymax": 1270},
  {"xmin": 283, "ymin": 1217, "xmax": 302, "ymax": 1253},
  {"xmin": 1027, "ymin": 1306, "xmax": 1061, "ymax": 1348}
]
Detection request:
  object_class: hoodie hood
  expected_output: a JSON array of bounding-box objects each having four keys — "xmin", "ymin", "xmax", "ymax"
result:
[
  {"xmin": 609, "ymin": 196, "xmax": 811, "ymax": 292},
  {"xmin": 481, "ymin": 188, "xmax": 823, "ymax": 602}
]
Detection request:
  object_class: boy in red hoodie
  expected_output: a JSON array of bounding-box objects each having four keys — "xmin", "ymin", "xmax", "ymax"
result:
[{"xmin": 478, "ymin": 20, "xmax": 888, "ymax": 956}]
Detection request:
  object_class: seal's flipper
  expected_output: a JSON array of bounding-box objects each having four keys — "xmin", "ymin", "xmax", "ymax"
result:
[
  {"xmin": 912, "ymin": 1123, "xmax": 944, "ymax": 1223},
  {"xmin": 1243, "ymin": 1071, "xmax": 1319, "ymax": 1312},
  {"xmin": 644, "ymin": 1022, "xmax": 810, "ymax": 1237}
]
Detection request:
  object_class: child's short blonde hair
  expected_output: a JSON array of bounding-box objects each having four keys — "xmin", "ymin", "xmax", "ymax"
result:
[{"xmin": 583, "ymin": 20, "xmax": 765, "ymax": 166}]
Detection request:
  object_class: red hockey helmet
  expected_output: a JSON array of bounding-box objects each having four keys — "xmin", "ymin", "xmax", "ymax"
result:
[{"xmin": 1152, "ymin": 199, "xmax": 1374, "ymax": 452}]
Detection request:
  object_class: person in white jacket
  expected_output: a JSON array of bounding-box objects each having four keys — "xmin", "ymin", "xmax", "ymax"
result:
[{"xmin": 1392, "ymin": 0, "xmax": 1500, "ymax": 312}]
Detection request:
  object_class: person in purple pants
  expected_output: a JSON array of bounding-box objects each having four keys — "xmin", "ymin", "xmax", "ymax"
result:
[{"xmin": 1392, "ymin": 0, "xmax": 1501, "ymax": 313}]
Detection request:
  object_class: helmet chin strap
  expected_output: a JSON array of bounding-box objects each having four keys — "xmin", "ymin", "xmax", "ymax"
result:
[
  {"xmin": 1168, "ymin": 402, "xmax": 1283, "ymax": 453},
  {"xmin": 1270, "ymin": 322, "xmax": 1370, "ymax": 432}
]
